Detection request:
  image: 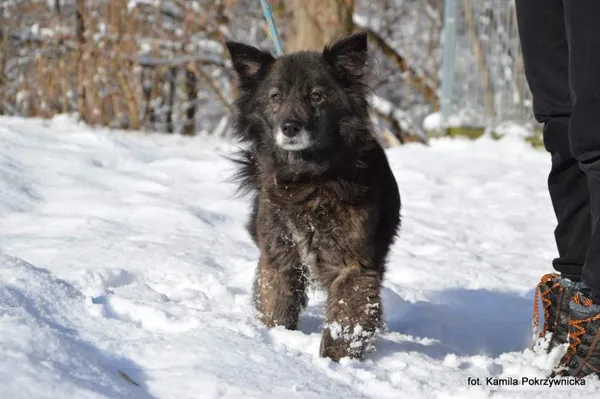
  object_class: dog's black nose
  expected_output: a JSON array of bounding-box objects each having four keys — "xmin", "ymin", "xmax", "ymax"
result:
[{"xmin": 281, "ymin": 120, "xmax": 303, "ymax": 137}]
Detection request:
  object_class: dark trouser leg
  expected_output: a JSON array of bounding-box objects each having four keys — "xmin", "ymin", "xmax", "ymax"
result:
[
  {"xmin": 564, "ymin": 0, "xmax": 600, "ymax": 300},
  {"xmin": 516, "ymin": 0, "xmax": 591, "ymax": 280}
]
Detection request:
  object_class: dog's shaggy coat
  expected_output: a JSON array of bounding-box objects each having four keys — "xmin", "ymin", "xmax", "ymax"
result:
[{"xmin": 226, "ymin": 32, "xmax": 401, "ymax": 361}]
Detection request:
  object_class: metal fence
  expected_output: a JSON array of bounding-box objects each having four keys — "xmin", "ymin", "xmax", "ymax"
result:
[{"xmin": 440, "ymin": 0, "xmax": 533, "ymax": 129}]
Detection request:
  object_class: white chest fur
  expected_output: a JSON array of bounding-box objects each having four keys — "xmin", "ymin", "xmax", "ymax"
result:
[{"xmin": 289, "ymin": 222, "xmax": 319, "ymax": 277}]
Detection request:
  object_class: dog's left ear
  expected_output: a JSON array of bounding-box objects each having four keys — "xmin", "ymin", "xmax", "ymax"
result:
[
  {"xmin": 322, "ymin": 31, "xmax": 368, "ymax": 81},
  {"xmin": 225, "ymin": 41, "xmax": 275, "ymax": 87}
]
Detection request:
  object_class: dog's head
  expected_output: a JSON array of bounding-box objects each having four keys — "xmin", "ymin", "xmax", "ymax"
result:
[{"xmin": 226, "ymin": 32, "xmax": 371, "ymax": 157}]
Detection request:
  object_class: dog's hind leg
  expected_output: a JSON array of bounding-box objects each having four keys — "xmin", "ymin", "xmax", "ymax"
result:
[
  {"xmin": 253, "ymin": 254, "xmax": 308, "ymax": 330},
  {"xmin": 319, "ymin": 265, "xmax": 383, "ymax": 361}
]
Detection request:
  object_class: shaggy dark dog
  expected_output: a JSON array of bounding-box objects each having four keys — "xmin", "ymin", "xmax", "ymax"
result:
[{"xmin": 226, "ymin": 32, "xmax": 401, "ymax": 361}]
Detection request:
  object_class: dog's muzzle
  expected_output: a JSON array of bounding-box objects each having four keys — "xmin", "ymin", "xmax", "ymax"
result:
[{"xmin": 275, "ymin": 121, "xmax": 312, "ymax": 151}]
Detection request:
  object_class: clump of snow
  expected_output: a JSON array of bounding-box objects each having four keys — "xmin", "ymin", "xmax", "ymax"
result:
[
  {"xmin": 423, "ymin": 112, "xmax": 442, "ymax": 131},
  {"xmin": 423, "ymin": 112, "xmax": 474, "ymax": 132},
  {"xmin": 0, "ymin": 116, "xmax": 597, "ymax": 398}
]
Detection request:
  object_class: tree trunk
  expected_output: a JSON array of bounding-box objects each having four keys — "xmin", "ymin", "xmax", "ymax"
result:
[
  {"xmin": 183, "ymin": 66, "xmax": 197, "ymax": 136},
  {"xmin": 0, "ymin": 30, "xmax": 5, "ymax": 111},
  {"xmin": 285, "ymin": 0, "xmax": 354, "ymax": 52},
  {"xmin": 75, "ymin": 0, "xmax": 87, "ymax": 121},
  {"xmin": 165, "ymin": 67, "xmax": 177, "ymax": 134},
  {"xmin": 116, "ymin": 65, "xmax": 141, "ymax": 130}
]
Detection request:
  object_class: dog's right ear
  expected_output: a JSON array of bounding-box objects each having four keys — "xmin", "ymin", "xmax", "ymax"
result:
[{"xmin": 225, "ymin": 41, "xmax": 275, "ymax": 87}]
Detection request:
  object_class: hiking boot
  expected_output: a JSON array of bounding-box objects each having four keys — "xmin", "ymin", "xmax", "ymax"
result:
[
  {"xmin": 533, "ymin": 273, "xmax": 584, "ymax": 352},
  {"xmin": 553, "ymin": 291, "xmax": 600, "ymax": 378}
]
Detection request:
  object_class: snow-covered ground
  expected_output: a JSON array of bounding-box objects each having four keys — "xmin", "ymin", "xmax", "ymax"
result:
[{"xmin": 1, "ymin": 116, "xmax": 598, "ymax": 398}]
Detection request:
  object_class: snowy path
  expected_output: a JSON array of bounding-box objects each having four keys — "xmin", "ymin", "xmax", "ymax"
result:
[{"xmin": 1, "ymin": 117, "xmax": 598, "ymax": 398}]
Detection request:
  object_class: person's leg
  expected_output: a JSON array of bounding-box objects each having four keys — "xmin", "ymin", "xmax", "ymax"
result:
[
  {"xmin": 516, "ymin": 0, "xmax": 591, "ymax": 280},
  {"xmin": 563, "ymin": 0, "xmax": 600, "ymax": 302}
]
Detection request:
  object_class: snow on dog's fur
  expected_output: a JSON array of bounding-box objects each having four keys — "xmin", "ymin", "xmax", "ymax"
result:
[{"xmin": 226, "ymin": 32, "xmax": 401, "ymax": 361}]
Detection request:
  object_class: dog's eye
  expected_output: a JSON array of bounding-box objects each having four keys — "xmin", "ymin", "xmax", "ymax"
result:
[
  {"xmin": 310, "ymin": 91, "xmax": 324, "ymax": 104},
  {"xmin": 270, "ymin": 92, "xmax": 282, "ymax": 102}
]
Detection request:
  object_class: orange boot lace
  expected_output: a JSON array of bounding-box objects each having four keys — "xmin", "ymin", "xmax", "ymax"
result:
[
  {"xmin": 533, "ymin": 273, "xmax": 561, "ymax": 337},
  {"xmin": 561, "ymin": 292, "xmax": 600, "ymax": 366}
]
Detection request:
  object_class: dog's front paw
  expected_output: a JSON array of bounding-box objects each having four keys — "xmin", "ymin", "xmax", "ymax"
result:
[{"xmin": 319, "ymin": 327, "xmax": 365, "ymax": 362}]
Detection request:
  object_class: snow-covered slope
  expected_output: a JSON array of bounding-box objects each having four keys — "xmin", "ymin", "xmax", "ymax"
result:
[{"xmin": 1, "ymin": 117, "xmax": 598, "ymax": 398}]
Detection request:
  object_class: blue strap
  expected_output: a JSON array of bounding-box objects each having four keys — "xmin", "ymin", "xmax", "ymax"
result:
[{"xmin": 259, "ymin": 0, "xmax": 284, "ymax": 56}]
